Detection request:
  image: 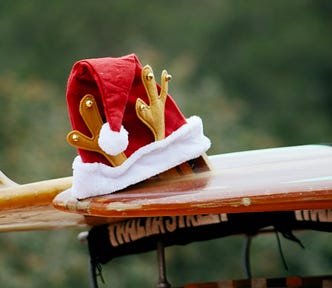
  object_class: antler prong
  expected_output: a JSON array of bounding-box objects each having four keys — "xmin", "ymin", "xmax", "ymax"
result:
[
  {"xmin": 136, "ymin": 65, "xmax": 170, "ymax": 141},
  {"xmin": 159, "ymin": 69, "xmax": 171, "ymax": 103},
  {"xmin": 67, "ymin": 94, "xmax": 127, "ymax": 167}
]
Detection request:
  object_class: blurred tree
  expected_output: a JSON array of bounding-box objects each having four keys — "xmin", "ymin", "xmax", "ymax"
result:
[
  {"xmin": 197, "ymin": 0, "xmax": 332, "ymax": 146},
  {"xmin": 0, "ymin": 75, "xmax": 73, "ymax": 182}
]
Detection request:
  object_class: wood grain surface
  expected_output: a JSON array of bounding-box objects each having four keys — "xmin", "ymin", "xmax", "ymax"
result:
[
  {"xmin": 54, "ymin": 145, "xmax": 332, "ymax": 218},
  {"xmin": 1, "ymin": 145, "xmax": 331, "ymax": 231}
]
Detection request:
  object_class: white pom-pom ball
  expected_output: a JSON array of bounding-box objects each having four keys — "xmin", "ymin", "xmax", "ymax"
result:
[{"xmin": 98, "ymin": 123, "xmax": 129, "ymax": 155}]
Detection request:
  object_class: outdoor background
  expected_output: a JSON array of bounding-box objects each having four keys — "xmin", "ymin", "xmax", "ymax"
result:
[{"xmin": 0, "ymin": 1, "xmax": 331, "ymax": 287}]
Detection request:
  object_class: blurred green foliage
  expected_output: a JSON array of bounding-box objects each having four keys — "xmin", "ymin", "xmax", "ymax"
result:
[{"xmin": 0, "ymin": 0, "xmax": 331, "ymax": 287}]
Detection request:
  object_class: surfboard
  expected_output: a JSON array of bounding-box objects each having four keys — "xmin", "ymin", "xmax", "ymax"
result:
[
  {"xmin": 1, "ymin": 144, "xmax": 331, "ymax": 232},
  {"xmin": 53, "ymin": 144, "xmax": 332, "ymax": 218},
  {"xmin": 0, "ymin": 156, "xmax": 208, "ymax": 231},
  {"xmin": 0, "ymin": 174, "xmax": 84, "ymax": 231}
]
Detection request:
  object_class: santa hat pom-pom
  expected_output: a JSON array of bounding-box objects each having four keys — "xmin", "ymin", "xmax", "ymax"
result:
[{"xmin": 98, "ymin": 123, "xmax": 129, "ymax": 155}]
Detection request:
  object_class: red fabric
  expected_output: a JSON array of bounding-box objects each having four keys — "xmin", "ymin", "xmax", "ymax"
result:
[{"xmin": 66, "ymin": 54, "xmax": 187, "ymax": 165}]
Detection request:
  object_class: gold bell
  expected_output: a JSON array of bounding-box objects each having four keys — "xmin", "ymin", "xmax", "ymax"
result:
[
  {"xmin": 165, "ymin": 74, "xmax": 172, "ymax": 81},
  {"xmin": 85, "ymin": 99, "xmax": 94, "ymax": 108},
  {"xmin": 72, "ymin": 134, "xmax": 79, "ymax": 142},
  {"xmin": 140, "ymin": 104, "xmax": 146, "ymax": 111},
  {"xmin": 146, "ymin": 72, "xmax": 154, "ymax": 80}
]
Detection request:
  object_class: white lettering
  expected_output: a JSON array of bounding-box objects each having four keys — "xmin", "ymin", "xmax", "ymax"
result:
[
  {"xmin": 107, "ymin": 213, "xmax": 231, "ymax": 247},
  {"xmin": 165, "ymin": 217, "xmax": 177, "ymax": 232}
]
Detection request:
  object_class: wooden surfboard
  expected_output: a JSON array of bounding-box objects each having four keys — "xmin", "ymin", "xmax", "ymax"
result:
[
  {"xmin": 1, "ymin": 144, "xmax": 331, "ymax": 231},
  {"xmin": 0, "ymin": 157, "xmax": 208, "ymax": 232},
  {"xmin": 53, "ymin": 144, "xmax": 332, "ymax": 218},
  {"xmin": 0, "ymin": 174, "xmax": 85, "ymax": 231}
]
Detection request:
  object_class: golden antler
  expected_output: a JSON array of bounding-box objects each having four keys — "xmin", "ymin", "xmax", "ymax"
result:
[
  {"xmin": 135, "ymin": 65, "xmax": 195, "ymax": 178},
  {"xmin": 67, "ymin": 94, "xmax": 127, "ymax": 167},
  {"xmin": 136, "ymin": 65, "xmax": 172, "ymax": 141}
]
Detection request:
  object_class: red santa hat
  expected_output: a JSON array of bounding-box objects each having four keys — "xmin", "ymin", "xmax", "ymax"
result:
[{"xmin": 66, "ymin": 54, "xmax": 210, "ymax": 199}]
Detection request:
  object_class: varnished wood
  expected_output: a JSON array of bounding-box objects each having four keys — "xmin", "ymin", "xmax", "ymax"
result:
[
  {"xmin": 0, "ymin": 170, "xmax": 19, "ymax": 188},
  {"xmin": 0, "ymin": 174, "xmax": 123, "ymax": 231},
  {"xmin": 1, "ymin": 145, "xmax": 331, "ymax": 231},
  {"xmin": 0, "ymin": 176, "xmax": 71, "ymax": 210},
  {"xmin": 0, "ymin": 156, "xmax": 208, "ymax": 231},
  {"xmin": 54, "ymin": 145, "xmax": 332, "ymax": 218}
]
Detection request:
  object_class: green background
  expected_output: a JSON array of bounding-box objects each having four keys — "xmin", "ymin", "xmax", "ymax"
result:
[{"xmin": 0, "ymin": 1, "xmax": 331, "ymax": 287}]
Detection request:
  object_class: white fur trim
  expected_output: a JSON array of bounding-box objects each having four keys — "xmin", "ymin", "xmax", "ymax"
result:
[
  {"xmin": 98, "ymin": 123, "xmax": 128, "ymax": 155},
  {"xmin": 70, "ymin": 116, "xmax": 211, "ymax": 199}
]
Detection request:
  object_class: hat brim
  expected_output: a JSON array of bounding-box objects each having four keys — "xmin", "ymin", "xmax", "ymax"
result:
[{"xmin": 69, "ymin": 116, "xmax": 211, "ymax": 199}]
